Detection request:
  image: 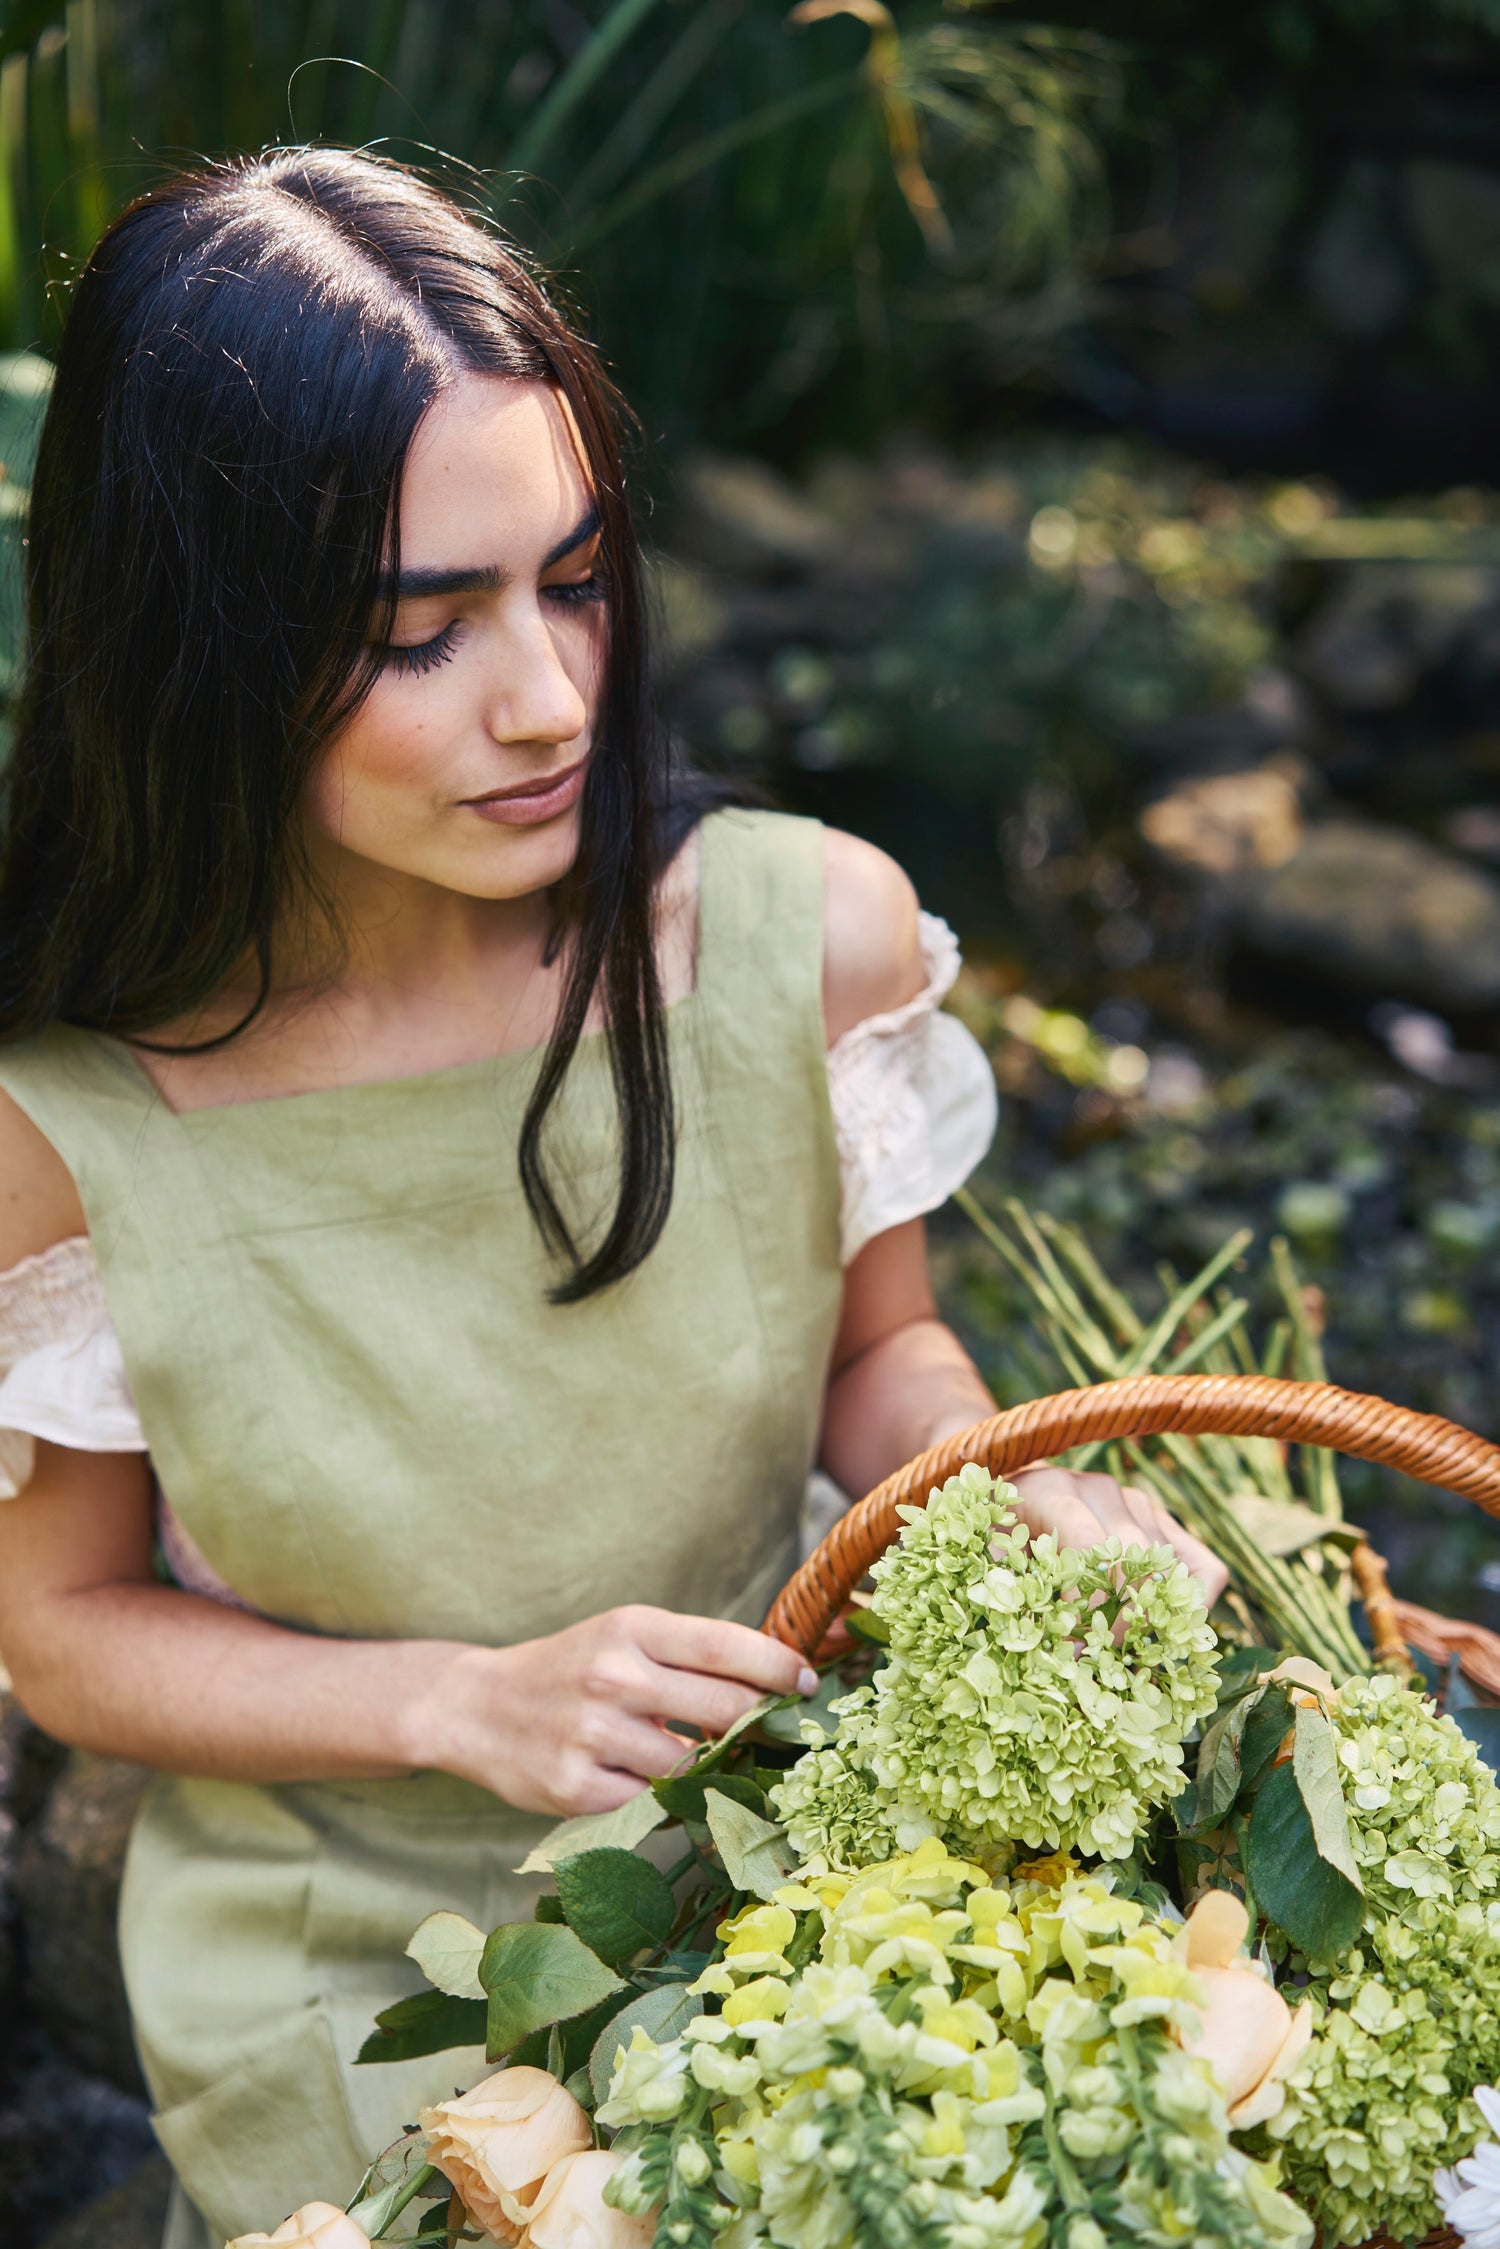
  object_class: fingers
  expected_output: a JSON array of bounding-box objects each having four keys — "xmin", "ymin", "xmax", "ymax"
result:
[
  {"xmin": 1008, "ymin": 1466, "xmax": 1136, "ymax": 1557},
  {"xmin": 582, "ymin": 1711, "xmax": 696, "ymax": 1782},
  {"xmin": 633, "ymin": 1665, "xmax": 773, "ymax": 1738},
  {"xmin": 1008, "ymin": 1468, "xmax": 1228, "ymax": 1608},
  {"xmin": 628, "ymin": 1608, "xmax": 817, "ymax": 1698}
]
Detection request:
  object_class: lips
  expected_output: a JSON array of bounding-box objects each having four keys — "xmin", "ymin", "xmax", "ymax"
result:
[
  {"xmin": 463, "ymin": 757, "xmax": 587, "ymax": 807},
  {"xmin": 462, "ymin": 757, "xmax": 588, "ymax": 828}
]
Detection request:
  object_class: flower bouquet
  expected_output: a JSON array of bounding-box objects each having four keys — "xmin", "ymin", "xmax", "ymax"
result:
[{"xmin": 232, "ymin": 1221, "xmax": 1500, "ymax": 2249}]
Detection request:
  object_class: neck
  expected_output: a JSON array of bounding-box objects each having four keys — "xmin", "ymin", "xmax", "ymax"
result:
[{"xmin": 280, "ymin": 847, "xmax": 558, "ymax": 1020}]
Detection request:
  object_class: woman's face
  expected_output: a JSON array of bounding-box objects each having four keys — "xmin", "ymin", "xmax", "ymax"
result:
[{"xmin": 306, "ymin": 373, "xmax": 606, "ymax": 904}]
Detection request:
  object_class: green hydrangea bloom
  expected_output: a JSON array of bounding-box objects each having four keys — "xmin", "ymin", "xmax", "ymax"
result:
[
  {"xmin": 1264, "ymin": 1673, "xmax": 1500, "ymax": 2245},
  {"xmin": 771, "ymin": 1464, "xmax": 1220, "ymax": 1868}
]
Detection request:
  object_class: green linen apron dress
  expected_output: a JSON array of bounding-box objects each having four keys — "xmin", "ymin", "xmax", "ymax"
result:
[{"xmin": 0, "ymin": 809, "xmax": 844, "ymax": 2249}]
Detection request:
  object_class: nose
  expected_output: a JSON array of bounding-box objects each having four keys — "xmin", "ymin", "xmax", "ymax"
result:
[{"xmin": 483, "ymin": 596, "xmax": 590, "ymax": 750}]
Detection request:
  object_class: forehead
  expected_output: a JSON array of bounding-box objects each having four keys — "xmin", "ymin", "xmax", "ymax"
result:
[{"xmin": 397, "ymin": 375, "xmax": 593, "ymax": 566}]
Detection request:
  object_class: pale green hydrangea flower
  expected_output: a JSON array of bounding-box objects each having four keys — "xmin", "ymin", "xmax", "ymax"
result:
[
  {"xmin": 771, "ymin": 1463, "xmax": 1220, "ymax": 1867},
  {"xmin": 1264, "ymin": 1674, "xmax": 1500, "ymax": 2246}
]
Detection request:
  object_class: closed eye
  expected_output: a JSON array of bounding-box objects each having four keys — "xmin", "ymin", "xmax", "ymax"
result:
[
  {"xmin": 384, "ymin": 622, "xmax": 461, "ymax": 677},
  {"xmin": 543, "ymin": 571, "xmax": 608, "ymax": 610}
]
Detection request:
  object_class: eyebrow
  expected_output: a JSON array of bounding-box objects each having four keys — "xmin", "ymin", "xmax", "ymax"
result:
[{"xmin": 382, "ymin": 505, "xmax": 602, "ymax": 603}]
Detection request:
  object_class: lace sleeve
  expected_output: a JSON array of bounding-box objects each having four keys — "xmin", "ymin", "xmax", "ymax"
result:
[
  {"xmin": 0, "ymin": 1237, "xmax": 148, "ymax": 1497},
  {"xmin": 827, "ymin": 912, "xmax": 998, "ymax": 1266}
]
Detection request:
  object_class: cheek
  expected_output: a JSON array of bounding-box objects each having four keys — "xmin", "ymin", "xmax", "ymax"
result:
[{"xmin": 307, "ymin": 689, "xmax": 444, "ymax": 835}]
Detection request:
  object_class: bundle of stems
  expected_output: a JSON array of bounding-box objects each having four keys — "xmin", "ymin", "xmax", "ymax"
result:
[{"xmin": 957, "ymin": 1190, "xmax": 1371, "ymax": 1681}]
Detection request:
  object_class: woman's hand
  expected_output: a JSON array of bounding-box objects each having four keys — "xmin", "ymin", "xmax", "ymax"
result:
[
  {"xmin": 1009, "ymin": 1463, "xmax": 1229, "ymax": 1611},
  {"xmin": 413, "ymin": 1606, "xmax": 819, "ymax": 1819}
]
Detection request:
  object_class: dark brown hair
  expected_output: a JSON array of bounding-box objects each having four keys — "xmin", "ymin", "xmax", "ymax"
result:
[{"xmin": 0, "ymin": 146, "xmax": 677, "ymax": 1301}]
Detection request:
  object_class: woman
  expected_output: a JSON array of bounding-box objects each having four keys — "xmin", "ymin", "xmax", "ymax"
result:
[{"xmin": 0, "ymin": 150, "xmax": 1223, "ymax": 2248}]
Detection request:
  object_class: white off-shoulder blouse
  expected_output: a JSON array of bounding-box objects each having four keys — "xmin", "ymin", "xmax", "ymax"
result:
[{"xmin": 0, "ymin": 912, "xmax": 996, "ymax": 1595}]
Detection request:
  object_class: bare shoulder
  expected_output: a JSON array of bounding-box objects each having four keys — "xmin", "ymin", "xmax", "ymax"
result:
[
  {"xmin": 822, "ymin": 828, "xmax": 925, "ymax": 1047},
  {"xmin": 0, "ymin": 1088, "xmax": 87, "ymax": 1266}
]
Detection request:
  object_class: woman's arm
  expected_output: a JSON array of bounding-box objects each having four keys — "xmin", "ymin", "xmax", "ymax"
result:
[
  {"xmin": 0, "ymin": 1091, "xmax": 812, "ymax": 1817},
  {"xmin": 0, "ymin": 1439, "xmax": 810, "ymax": 1814},
  {"xmin": 818, "ymin": 834, "xmax": 1228, "ymax": 1602}
]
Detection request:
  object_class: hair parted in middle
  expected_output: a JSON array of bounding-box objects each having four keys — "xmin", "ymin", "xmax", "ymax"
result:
[{"xmin": 0, "ymin": 144, "xmax": 691, "ymax": 1301}]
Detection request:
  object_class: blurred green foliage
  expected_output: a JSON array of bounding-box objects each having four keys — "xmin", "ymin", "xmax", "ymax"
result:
[
  {"xmin": 0, "ymin": 0, "xmax": 1125, "ymax": 453},
  {"xmin": 4, "ymin": 0, "xmax": 1500, "ymax": 459}
]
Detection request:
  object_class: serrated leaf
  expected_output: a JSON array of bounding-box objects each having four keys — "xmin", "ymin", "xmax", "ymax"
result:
[
  {"xmin": 589, "ymin": 1983, "xmax": 704, "ymax": 2109},
  {"xmin": 1245, "ymin": 1759, "xmax": 1363, "ymax": 1962},
  {"xmin": 705, "ymin": 1788, "xmax": 797, "ymax": 1901},
  {"xmin": 1452, "ymin": 1706, "xmax": 1500, "ymax": 1772},
  {"xmin": 356, "ymin": 1988, "xmax": 488, "ymax": 2065},
  {"xmin": 1293, "ymin": 1703, "xmax": 1364, "ymax": 1893},
  {"xmin": 516, "ymin": 1792, "xmax": 668, "ymax": 1875},
  {"xmin": 554, "ymin": 1847, "xmax": 677, "ymax": 1966},
  {"xmin": 480, "ymin": 1922, "xmax": 625, "ymax": 2058},
  {"xmin": 406, "ymin": 1910, "xmax": 487, "ymax": 2000},
  {"xmin": 346, "ymin": 2130, "xmax": 438, "ymax": 2234}
]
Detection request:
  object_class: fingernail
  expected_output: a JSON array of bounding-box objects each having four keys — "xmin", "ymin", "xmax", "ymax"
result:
[{"xmin": 798, "ymin": 1666, "xmax": 819, "ymax": 1696}]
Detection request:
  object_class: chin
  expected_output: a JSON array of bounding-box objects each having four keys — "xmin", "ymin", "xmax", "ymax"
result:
[{"xmin": 458, "ymin": 805, "xmax": 585, "ymax": 900}]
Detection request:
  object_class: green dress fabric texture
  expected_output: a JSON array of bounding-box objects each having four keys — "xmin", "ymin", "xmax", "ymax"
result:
[{"xmin": 0, "ymin": 810, "xmax": 844, "ymax": 2247}]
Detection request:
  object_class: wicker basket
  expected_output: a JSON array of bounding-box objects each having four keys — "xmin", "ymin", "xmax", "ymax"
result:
[{"xmin": 763, "ymin": 1372, "xmax": 1500, "ymax": 2249}]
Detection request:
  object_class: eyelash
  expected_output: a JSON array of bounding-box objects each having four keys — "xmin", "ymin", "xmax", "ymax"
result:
[
  {"xmin": 383, "ymin": 574, "xmax": 607, "ymax": 676},
  {"xmin": 385, "ymin": 623, "xmax": 461, "ymax": 678}
]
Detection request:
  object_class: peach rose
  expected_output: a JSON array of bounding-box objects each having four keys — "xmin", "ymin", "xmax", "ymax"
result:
[
  {"xmin": 1175, "ymin": 1889, "xmax": 1312, "ymax": 2130},
  {"xmin": 226, "ymin": 2202, "xmax": 372, "ymax": 2248},
  {"xmin": 525, "ymin": 2150, "xmax": 656, "ymax": 2249},
  {"xmin": 419, "ymin": 2067, "xmax": 592, "ymax": 2243}
]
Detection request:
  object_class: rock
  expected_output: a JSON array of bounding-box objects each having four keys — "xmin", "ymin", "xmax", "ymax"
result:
[
  {"xmin": 34, "ymin": 2153, "xmax": 172, "ymax": 2249},
  {"xmin": 0, "ymin": 2032, "xmax": 157, "ymax": 2246},
  {"xmin": 1296, "ymin": 564, "xmax": 1497, "ymax": 712},
  {"xmin": 1140, "ymin": 761, "xmax": 1305, "ymax": 880},
  {"xmin": 1239, "ymin": 816, "xmax": 1500, "ymax": 1012},
  {"xmin": 16, "ymin": 1753, "xmax": 151, "ymax": 2095}
]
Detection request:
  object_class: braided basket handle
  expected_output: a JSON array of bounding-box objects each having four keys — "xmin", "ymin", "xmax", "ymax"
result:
[{"xmin": 763, "ymin": 1373, "xmax": 1500, "ymax": 1658}]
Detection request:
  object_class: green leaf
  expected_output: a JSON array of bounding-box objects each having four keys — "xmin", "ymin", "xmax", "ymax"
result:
[
  {"xmin": 758, "ymin": 1669, "xmax": 846, "ymax": 1746},
  {"xmin": 346, "ymin": 2133, "xmax": 440, "ymax": 2236},
  {"xmin": 653, "ymin": 1769, "xmax": 768, "ymax": 1824},
  {"xmin": 480, "ymin": 1922, "xmax": 626, "ymax": 2059},
  {"xmin": 1245, "ymin": 1759, "xmax": 1363, "ymax": 1962},
  {"xmin": 535, "ymin": 1894, "xmax": 568, "ymax": 1924},
  {"xmin": 1292, "ymin": 1703, "xmax": 1364, "ymax": 1893},
  {"xmin": 1195, "ymin": 1695, "xmax": 1255, "ymax": 1827},
  {"xmin": 517, "ymin": 1792, "xmax": 669, "ymax": 1875},
  {"xmin": 406, "ymin": 1910, "xmax": 488, "ymax": 1999},
  {"xmin": 843, "ymin": 1607, "xmax": 890, "ymax": 1645},
  {"xmin": 588, "ymin": 1981, "xmax": 704, "ymax": 2108},
  {"xmin": 704, "ymin": 1787, "xmax": 797, "ymax": 1901},
  {"xmin": 1217, "ymin": 1646, "xmax": 1286, "ymax": 1693},
  {"xmin": 1224, "ymin": 1494, "xmax": 1364, "ymax": 1558},
  {"xmin": 1452, "ymin": 1706, "xmax": 1500, "ymax": 1773},
  {"xmin": 1238, "ymin": 1686, "xmax": 1293, "ymax": 1793},
  {"xmin": 554, "ymin": 1847, "xmax": 677, "ymax": 1966},
  {"xmin": 689, "ymin": 1693, "xmax": 787, "ymax": 1772},
  {"xmin": 356, "ymin": 1988, "xmax": 488, "ymax": 2065}
]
